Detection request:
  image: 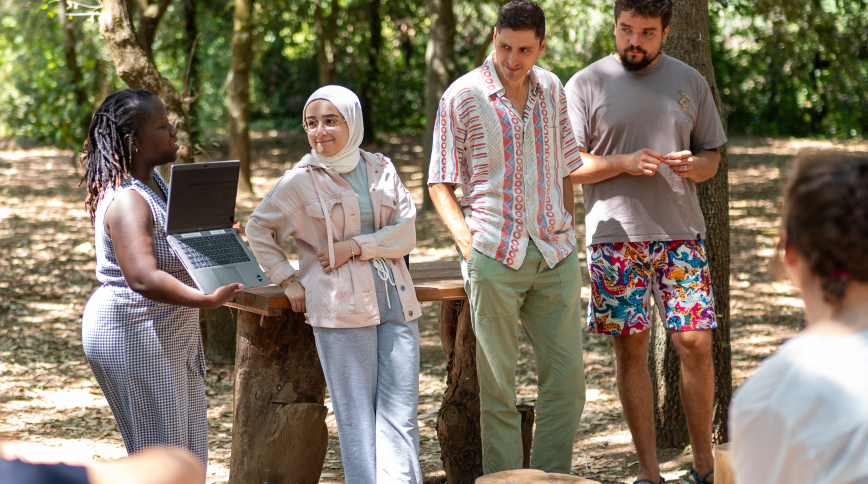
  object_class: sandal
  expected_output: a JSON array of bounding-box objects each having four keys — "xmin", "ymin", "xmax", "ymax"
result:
[
  {"xmin": 690, "ymin": 468, "xmax": 714, "ymax": 484},
  {"xmin": 633, "ymin": 478, "xmax": 666, "ymax": 484}
]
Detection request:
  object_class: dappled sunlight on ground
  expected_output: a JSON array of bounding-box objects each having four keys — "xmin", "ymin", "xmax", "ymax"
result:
[{"xmin": 1, "ymin": 136, "xmax": 865, "ymax": 482}]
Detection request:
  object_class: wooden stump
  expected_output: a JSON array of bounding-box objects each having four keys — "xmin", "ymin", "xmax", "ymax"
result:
[
  {"xmin": 437, "ymin": 299, "xmax": 483, "ymax": 483},
  {"xmin": 228, "ymin": 308, "xmax": 328, "ymax": 484},
  {"xmin": 436, "ymin": 300, "xmax": 536, "ymax": 482},
  {"xmin": 476, "ymin": 469, "xmax": 601, "ymax": 483},
  {"xmin": 714, "ymin": 442, "xmax": 734, "ymax": 484},
  {"xmin": 517, "ymin": 404, "xmax": 535, "ymax": 469}
]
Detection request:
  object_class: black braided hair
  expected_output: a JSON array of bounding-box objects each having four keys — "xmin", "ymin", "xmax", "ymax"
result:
[
  {"xmin": 78, "ymin": 89, "xmax": 158, "ymax": 223},
  {"xmin": 782, "ymin": 150, "xmax": 868, "ymax": 305}
]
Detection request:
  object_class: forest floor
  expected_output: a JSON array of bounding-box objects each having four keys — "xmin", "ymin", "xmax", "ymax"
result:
[{"xmin": 1, "ymin": 134, "xmax": 866, "ymax": 483}]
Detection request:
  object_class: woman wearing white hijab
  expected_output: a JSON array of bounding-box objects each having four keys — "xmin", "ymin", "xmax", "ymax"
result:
[{"xmin": 245, "ymin": 85, "xmax": 423, "ymax": 483}]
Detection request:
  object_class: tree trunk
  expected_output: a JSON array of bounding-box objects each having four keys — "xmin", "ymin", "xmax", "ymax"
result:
[
  {"xmin": 227, "ymin": 0, "xmax": 254, "ymax": 194},
  {"xmin": 474, "ymin": 30, "xmax": 493, "ymax": 68},
  {"xmin": 229, "ymin": 308, "xmax": 328, "ymax": 484},
  {"xmin": 436, "ymin": 299, "xmax": 483, "ymax": 483},
  {"xmin": 58, "ymin": 0, "xmax": 91, "ymax": 141},
  {"xmin": 654, "ymin": 0, "xmax": 732, "ymax": 446},
  {"xmin": 183, "ymin": 0, "xmax": 199, "ymax": 152},
  {"xmin": 205, "ymin": 306, "xmax": 236, "ymax": 364},
  {"xmin": 135, "ymin": 0, "xmax": 173, "ymax": 59},
  {"xmin": 99, "ymin": 0, "xmax": 193, "ymax": 167},
  {"xmin": 314, "ymin": 0, "xmax": 339, "ymax": 87},
  {"xmin": 421, "ymin": 0, "xmax": 457, "ymax": 211},
  {"xmin": 357, "ymin": 0, "xmax": 382, "ymax": 144}
]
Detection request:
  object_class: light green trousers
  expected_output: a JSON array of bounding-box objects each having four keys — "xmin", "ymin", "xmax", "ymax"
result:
[{"xmin": 464, "ymin": 241, "xmax": 586, "ymax": 474}]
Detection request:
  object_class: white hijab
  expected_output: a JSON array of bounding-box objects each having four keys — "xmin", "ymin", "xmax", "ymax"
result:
[{"xmin": 297, "ymin": 85, "xmax": 364, "ymax": 174}]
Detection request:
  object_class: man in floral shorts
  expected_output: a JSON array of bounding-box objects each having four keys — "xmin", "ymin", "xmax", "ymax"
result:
[{"xmin": 564, "ymin": 1, "xmax": 727, "ymax": 483}]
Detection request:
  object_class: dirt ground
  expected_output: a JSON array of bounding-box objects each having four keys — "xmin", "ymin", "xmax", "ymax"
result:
[{"xmin": 1, "ymin": 134, "xmax": 866, "ymax": 483}]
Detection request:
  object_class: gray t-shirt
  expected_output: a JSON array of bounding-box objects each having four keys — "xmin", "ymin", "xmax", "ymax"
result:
[
  {"xmin": 565, "ymin": 54, "xmax": 727, "ymax": 246},
  {"xmin": 339, "ymin": 157, "xmax": 375, "ymax": 236}
]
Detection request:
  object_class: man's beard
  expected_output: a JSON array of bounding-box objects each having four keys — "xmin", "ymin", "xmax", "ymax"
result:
[{"xmin": 619, "ymin": 45, "xmax": 660, "ymax": 72}]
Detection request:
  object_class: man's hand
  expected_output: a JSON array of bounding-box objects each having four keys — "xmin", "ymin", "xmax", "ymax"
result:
[
  {"xmin": 630, "ymin": 148, "xmax": 665, "ymax": 176},
  {"xmin": 663, "ymin": 150, "xmax": 694, "ymax": 178},
  {"xmin": 316, "ymin": 240, "xmax": 359, "ymax": 273}
]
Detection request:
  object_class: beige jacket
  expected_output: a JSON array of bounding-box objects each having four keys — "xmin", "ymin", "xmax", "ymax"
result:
[{"xmin": 245, "ymin": 150, "xmax": 421, "ymax": 328}]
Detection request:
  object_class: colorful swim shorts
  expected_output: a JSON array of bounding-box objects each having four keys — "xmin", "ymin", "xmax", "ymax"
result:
[{"xmin": 586, "ymin": 240, "xmax": 717, "ymax": 335}]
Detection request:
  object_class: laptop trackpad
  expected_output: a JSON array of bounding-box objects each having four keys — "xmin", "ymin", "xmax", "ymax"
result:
[{"xmin": 213, "ymin": 267, "xmax": 243, "ymax": 286}]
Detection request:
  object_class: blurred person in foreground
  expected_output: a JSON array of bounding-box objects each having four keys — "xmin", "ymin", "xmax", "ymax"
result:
[
  {"xmin": 0, "ymin": 443, "xmax": 203, "ymax": 484},
  {"xmin": 729, "ymin": 151, "xmax": 868, "ymax": 484}
]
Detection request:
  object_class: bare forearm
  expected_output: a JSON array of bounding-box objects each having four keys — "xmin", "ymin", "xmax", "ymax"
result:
[
  {"xmin": 429, "ymin": 183, "xmax": 473, "ymax": 259},
  {"xmin": 569, "ymin": 152, "xmax": 632, "ymax": 184},
  {"xmin": 688, "ymin": 148, "xmax": 720, "ymax": 183},
  {"xmin": 562, "ymin": 175, "xmax": 575, "ymax": 227},
  {"xmin": 128, "ymin": 271, "xmax": 221, "ymax": 309}
]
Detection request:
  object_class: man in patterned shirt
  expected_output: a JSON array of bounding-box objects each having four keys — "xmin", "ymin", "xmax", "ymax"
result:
[{"xmin": 428, "ymin": 0, "xmax": 585, "ymax": 474}]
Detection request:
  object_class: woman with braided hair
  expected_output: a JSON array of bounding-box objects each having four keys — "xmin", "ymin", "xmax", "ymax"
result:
[
  {"xmin": 79, "ymin": 89, "xmax": 242, "ymax": 466},
  {"xmin": 729, "ymin": 150, "xmax": 868, "ymax": 484}
]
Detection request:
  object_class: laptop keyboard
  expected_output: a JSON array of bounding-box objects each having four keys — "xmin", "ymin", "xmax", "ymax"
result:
[{"xmin": 176, "ymin": 233, "xmax": 251, "ymax": 269}]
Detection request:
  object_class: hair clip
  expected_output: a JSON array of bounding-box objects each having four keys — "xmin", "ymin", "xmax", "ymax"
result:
[{"xmin": 830, "ymin": 269, "xmax": 850, "ymax": 282}]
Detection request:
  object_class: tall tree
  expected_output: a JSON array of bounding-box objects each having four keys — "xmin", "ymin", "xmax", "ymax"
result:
[
  {"xmin": 358, "ymin": 0, "xmax": 382, "ymax": 144},
  {"xmin": 136, "ymin": 0, "xmax": 174, "ymax": 59},
  {"xmin": 99, "ymin": 0, "xmax": 194, "ymax": 166},
  {"xmin": 313, "ymin": 0, "xmax": 340, "ymax": 87},
  {"xmin": 649, "ymin": 0, "xmax": 732, "ymax": 447},
  {"xmin": 227, "ymin": 0, "xmax": 254, "ymax": 193},
  {"xmin": 183, "ymin": 0, "xmax": 200, "ymax": 151},
  {"xmin": 420, "ymin": 0, "xmax": 457, "ymax": 210},
  {"xmin": 57, "ymin": 0, "xmax": 92, "ymax": 141}
]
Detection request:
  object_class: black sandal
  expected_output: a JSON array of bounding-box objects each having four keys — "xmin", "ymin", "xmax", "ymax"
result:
[
  {"xmin": 690, "ymin": 468, "xmax": 714, "ymax": 484},
  {"xmin": 633, "ymin": 478, "xmax": 666, "ymax": 484}
]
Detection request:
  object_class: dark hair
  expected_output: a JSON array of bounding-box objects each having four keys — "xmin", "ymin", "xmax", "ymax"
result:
[
  {"xmin": 782, "ymin": 150, "xmax": 868, "ymax": 305},
  {"xmin": 78, "ymin": 89, "xmax": 158, "ymax": 223},
  {"xmin": 614, "ymin": 0, "xmax": 674, "ymax": 29},
  {"xmin": 496, "ymin": 0, "xmax": 546, "ymax": 41}
]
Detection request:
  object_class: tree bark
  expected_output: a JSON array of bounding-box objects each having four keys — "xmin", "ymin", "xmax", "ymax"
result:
[
  {"xmin": 183, "ymin": 0, "xmax": 199, "ymax": 151},
  {"xmin": 227, "ymin": 0, "xmax": 254, "ymax": 194},
  {"xmin": 135, "ymin": 0, "xmax": 173, "ymax": 59},
  {"xmin": 58, "ymin": 0, "xmax": 91, "ymax": 141},
  {"xmin": 229, "ymin": 309, "xmax": 328, "ymax": 484},
  {"xmin": 653, "ymin": 0, "xmax": 732, "ymax": 447},
  {"xmin": 421, "ymin": 0, "xmax": 457, "ymax": 211},
  {"xmin": 358, "ymin": 0, "xmax": 382, "ymax": 144},
  {"xmin": 99, "ymin": 0, "xmax": 193, "ymax": 166},
  {"xmin": 314, "ymin": 0, "xmax": 339, "ymax": 87},
  {"xmin": 437, "ymin": 299, "xmax": 483, "ymax": 483},
  {"xmin": 205, "ymin": 306, "xmax": 236, "ymax": 364}
]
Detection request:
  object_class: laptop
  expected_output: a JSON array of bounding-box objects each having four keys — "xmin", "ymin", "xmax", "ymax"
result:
[{"xmin": 164, "ymin": 160, "xmax": 268, "ymax": 295}]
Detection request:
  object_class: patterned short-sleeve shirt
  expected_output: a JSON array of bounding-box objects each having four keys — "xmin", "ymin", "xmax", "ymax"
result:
[{"xmin": 428, "ymin": 53, "xmax": 583, "ymax": 270}]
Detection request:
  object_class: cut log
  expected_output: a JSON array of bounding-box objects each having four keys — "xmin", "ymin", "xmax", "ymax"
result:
[
  {"xmin": 517, "ymin": 404, "xmax": 535, "ymax": 469},
  {"xmin": 436, "ymin": 300, "xmax": 535, "ymax": 481},
  {"xmin": 436, "ymin": 299, "xmax": 482, "ymax": 483},
  {"xmin": 228, "ymin": 309, "xmax": 327, "ymax": 484},
  {"xmin": 714, "ymin": 442, "xmax": 733, "ymax": 484},
  {"xmin": 476, "ymin": 469, "xmax": 601, "ymax": 483}
]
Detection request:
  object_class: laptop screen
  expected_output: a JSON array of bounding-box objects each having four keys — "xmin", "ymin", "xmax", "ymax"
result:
[{"xmin": 165, "ymin": 161, "xmax": 240, "ymax": 234}]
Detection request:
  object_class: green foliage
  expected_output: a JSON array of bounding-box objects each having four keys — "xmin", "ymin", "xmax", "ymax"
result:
[
  {"xmin": 1, "ymin": 0, "xmax": 866, "ymax": 148},
  {"xmin": 711, "ymin": 0, "xmax": 868, "ymax": 138},
  {"xmin": 0, "ymin": 0, "xmax": 120, "ymax": 149}
]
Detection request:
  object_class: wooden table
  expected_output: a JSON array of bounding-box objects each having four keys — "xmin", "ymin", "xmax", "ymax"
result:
[{"xmin": 225, "ymin": 261, "xmax": 523, "ymax": 484}]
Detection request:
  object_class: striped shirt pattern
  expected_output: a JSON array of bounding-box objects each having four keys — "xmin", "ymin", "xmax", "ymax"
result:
[{"xmin": 428, "ymin": 53, "xmax": 583, "ymax": 269}]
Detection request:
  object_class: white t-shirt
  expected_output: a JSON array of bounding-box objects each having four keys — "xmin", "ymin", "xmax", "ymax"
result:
[{"xmin": 729, "ymin": 329, "xmax": 868, "ymax": 484}]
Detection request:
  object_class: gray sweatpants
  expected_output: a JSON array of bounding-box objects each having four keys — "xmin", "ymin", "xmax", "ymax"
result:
[{"xmin": 313, "ymin": 264, "xmax": 422, "ymax": 484}]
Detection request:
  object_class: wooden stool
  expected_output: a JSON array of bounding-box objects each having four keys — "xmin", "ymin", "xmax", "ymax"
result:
[
  {"xmin": 476, "ymin": 469, "xmax": 602, "ymax": 483},
  {"xmin": 714, "ymin": 442, "xmax": 734, "ymax": 484}
]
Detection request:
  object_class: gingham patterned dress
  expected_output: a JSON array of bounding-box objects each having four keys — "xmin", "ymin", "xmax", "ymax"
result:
[{"xmin": 82, "ymin": 170, "xmax": 208, "ymax": 465}]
